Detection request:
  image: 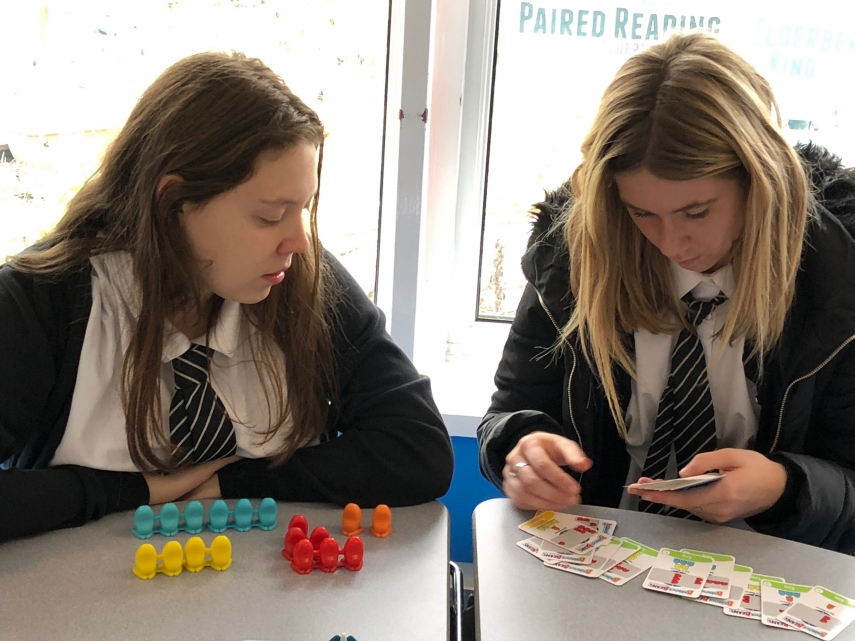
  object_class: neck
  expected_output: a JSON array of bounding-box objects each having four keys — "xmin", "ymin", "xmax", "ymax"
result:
[{"xmin": 170, "ymin": 297, "xmax": 213, "ymax": 341}]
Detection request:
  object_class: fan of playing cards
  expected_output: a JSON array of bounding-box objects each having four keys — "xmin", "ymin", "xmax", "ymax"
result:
[{"xmin": 518, "ymin": 511, "xmax": 855, "ymax": 640}]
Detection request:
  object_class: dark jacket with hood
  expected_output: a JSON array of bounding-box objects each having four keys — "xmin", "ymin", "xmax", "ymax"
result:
[{"xmin": 478, "ymin": 143, "xmax": 855, "ymax": 554}]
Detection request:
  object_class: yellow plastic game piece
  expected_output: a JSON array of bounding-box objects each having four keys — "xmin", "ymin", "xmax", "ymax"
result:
[
  {"xmin": 342, "ymin": 503, "xmax": 364, "ymax": 536},
  {"xmin": 133, "ymin": 536, "xmax": 231, "ymax": 579}
]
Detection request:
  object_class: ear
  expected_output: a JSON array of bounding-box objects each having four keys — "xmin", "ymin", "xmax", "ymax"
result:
[{"xmin": 157, "ymin": 174, "xmax": 188, "ymax": 214}]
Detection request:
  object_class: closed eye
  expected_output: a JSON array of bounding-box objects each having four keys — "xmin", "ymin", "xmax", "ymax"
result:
[
  {"xmin": 686, "ymin": 209, "xmax": 710, "ymax": 220},
  {"xmin": 258, "ymin": 216, "xmax": 283, "ymax": 227}
]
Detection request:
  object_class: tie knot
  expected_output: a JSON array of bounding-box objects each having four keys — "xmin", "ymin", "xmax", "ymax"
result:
[
  {"xmin": 172, "ymin": 344, "xmax": 214, "ymax": 388},
  {"xmin": 681, "ymin": 291, "xmax": 727, "ymax": 327}
]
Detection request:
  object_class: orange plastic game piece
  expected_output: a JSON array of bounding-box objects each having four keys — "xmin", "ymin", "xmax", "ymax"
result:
[
  {"xmin": 370, "ymin": 504, "xmax": 392, "ymax": 538},
  {"xmin": 341, "ymin": 503, "xmax": 364, "ymax": 536}
]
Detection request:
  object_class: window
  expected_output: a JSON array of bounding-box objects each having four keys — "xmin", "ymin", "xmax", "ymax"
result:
[
  {"xmin": 0, "ymin": 0, "xmax": 390, "ymax": 296},
  {"xmin": 477, "ymin": 0, "xmax": 855, "ymax": 320}
]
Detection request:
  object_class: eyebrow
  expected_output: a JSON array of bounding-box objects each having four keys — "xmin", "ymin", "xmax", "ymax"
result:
[
  {"xmin": 622, "ymin": 196, "xmax": 718, "ymax": 215},
  {"xmin": 258, "ymin": 198, "xmax": 301, "ymax": 206}
]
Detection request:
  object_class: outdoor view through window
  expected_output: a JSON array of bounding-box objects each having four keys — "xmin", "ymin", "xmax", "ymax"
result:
[
  {"xmin": 479, "ymin": 0, "xmax": 855, "ymax": 320},
  {"xmin": 0, "ymin": 0, "xmax": 389, "ymax": 297}
]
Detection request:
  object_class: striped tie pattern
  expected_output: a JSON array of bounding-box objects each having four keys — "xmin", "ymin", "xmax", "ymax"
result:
[
  {"xmin": 169, "ymin": 344, "xmax": 237, "ymax": 464},
  {"xmin": 639, "ymin": 291, "xmax": 728, "ymax": 518}
]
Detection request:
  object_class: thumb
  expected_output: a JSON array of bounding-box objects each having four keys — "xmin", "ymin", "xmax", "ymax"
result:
[
  {"xmin": 680, "ymin": 448, "xmax": 745, "ymax": 477},
  {"xmin": 548, "ymin": 437, "xmax": 593, "ymax": 472}
]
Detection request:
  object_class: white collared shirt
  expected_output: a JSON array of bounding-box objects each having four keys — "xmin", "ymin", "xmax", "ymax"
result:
[
  {"xmin": 618, "ymin": 262, "xmax": 759, "ymax": 509},
  {"xmin": 50, "ymin": 252, "xmax": 294, "ymax": 471}
]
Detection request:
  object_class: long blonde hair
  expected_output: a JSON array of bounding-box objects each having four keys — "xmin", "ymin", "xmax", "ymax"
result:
[{"xmin": 563, "ymin": 33, "xmax": 809, "ymax": 438}]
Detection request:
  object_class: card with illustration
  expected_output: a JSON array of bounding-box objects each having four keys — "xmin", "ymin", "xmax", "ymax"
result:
[
  {"xmin": 601, "ymin": 539, "xmax": 659, "ymax": 586},
  {"xmin": 598, "ymin": 538, "xmax": 640, "ymax": 573},
  {"xmin": 723, "ymin": 573, "xmax": 784, "ymax": 620},
  {"xmin": 760, "ymin": 579, "xmax": 813, "ymax": 630},
  {"xmin": 626, "ymin": 473, "xmax": 724, "ymax": 492},
  {"xmin": 778, "ymin": 586, "xmax": 855, "ymax": 640},
  {"xmin": 547, "ymin": 537, "xmax": 624, "ymax": 578},
  {"xmin": 681, "ymin": 549, "xmax": 735, "ymax": 600},
  {"xmin": 643, "ymin": 549, "xmax": 714, "ymax": 598},
  {"xmin": 518, "ymin": 512, "xmax": 609, "ymax": 553},
  {"xmin": 516, "ymin": 537, "xmax": 547, "ymax": 560},
  {"xmin": 723, "ymin": 565, "xmax": 754, "ymax": 608}
]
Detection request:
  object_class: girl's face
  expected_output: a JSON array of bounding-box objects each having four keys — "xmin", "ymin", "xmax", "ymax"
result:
[
  {"xmin": 615, "ymin": 167, "xmax": 746, "ymax": 274},
  {"xmin": 180, "ymin": 143, "xmax": 318, "ymax": 305}
]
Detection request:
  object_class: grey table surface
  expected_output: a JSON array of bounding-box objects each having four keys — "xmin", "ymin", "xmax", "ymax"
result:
[
  {"xmin": 0, "ymin": 500, "xmax": 449, "ymax": 641},
  {"xmin": 474, "ymin": 498, "xmax": 855, "ymax": 641}
]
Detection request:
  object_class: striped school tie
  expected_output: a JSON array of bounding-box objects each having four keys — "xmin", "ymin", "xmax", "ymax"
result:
[
  {"xmin": 639, "ymin": 291, "xmax": 727, "ymax": 518},
  {"xmin": 169, "ymin": 344, "xmax": 237, "ymax": 464}
]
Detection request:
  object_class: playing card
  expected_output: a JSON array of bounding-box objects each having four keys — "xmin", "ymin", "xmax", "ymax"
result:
[
  {"xmin": 681, "ymin": 549, "xmax": 735, "ymax": 599},
  {"xmin": 518, "ymin": 512, "xmax": 598, "ymax": 551},
  {"xmin": 643, "ymin": 549, "xmax": 714, "ymax": 599},
  {"xmin": 516, "ymin": 537, "xmax": 547, "ymax": 559},
  {"xmin": 760, "ymin": 579, "xmax": 812, "ymax": 630},
  {"xmin": 598, "ymin": 539, "xmax": 641, "ymax": 573},
  {"xmin": 724, "ymin": 565, "xmax": 754, "ymax": 608},
  {"xmin": 600, "ymin": 539, "xmax": 659, "ymax": 586},
  {"xmin": 723, "ymin": 573, "xmax": 783, "ymax": 620},
  {"xmin": 547, "ymin": 537, "xmax": 623, "ymax": 578},
  {"xmin": 518, "ymin": 512, "xmax": 612, "ymax": 554},
  {"xmin": 626, "ymin": 473, "xmax": 724, "ymax": 492},
  {"xmin": 778, "ymin": 586, "xmax": 855, "ymax": 640}
]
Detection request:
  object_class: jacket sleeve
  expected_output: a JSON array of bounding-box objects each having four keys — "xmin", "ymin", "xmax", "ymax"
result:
[
  {"xmin": 477, "ymin": 282, "xmax": 568, "ymax": 490},
  {"xmin": 746, "ymin": 342, "xmax": 855, "ymax": 554},
  {"xmin": 217, "ymin": 253, "xmax": 453, "ymax": 507},
  {"xmin": 0, "ymin": 266, "xmax": 148, "ymax": 543}
]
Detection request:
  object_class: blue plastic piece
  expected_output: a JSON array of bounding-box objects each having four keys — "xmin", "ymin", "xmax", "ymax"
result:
[
  {"xmin": 207, "ymin": 498, "xmax": 277, "ymax": 533},
  {"xmin": 132, "ymin": 498, "xmax": 277, "ymax": 538}
]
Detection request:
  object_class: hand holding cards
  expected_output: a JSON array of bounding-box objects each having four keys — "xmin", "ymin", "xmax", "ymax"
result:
[{"xmin": 626, "ymin": 473, "xmax": 724, "ymax": 492}]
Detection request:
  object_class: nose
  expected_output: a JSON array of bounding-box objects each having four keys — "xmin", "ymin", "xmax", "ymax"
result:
[
  {"xmin": 655, "ymin": 219, "xmax": 691, "ymax": 262},
  {"xmin": 276, "ymin": 211, "xmax": 311, "ymax": 256}
]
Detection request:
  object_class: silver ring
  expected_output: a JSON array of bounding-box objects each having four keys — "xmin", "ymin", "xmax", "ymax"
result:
[{"xmin": 514, "ymin": 461, "xmax": 530, "ymax": 470}]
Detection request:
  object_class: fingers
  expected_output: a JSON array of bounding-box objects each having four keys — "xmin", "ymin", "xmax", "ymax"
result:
[
  {"xmin": 679, "ymin": 448, "xmax": 745, "ymax": 477},
  {"xmin": 503, "ymin": 432, "xmax": 588, "ymax": 511}
]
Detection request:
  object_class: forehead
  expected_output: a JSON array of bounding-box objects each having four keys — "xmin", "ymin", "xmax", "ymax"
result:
[
  {"xmin": 614, "ymin": 168, "xmax": 735, "ymax": 212},
  {"xmin": 239, "ymin": 144, "xmax": 319, "ymax": 199}
]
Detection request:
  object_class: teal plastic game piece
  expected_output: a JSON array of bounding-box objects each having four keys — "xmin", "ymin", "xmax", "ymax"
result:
[{"xmin": 132, "ymin": 498, "xmax": 277, "ymax": 538}]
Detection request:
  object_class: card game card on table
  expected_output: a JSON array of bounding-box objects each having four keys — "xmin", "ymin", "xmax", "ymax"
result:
[
  {"xmin": 681, "ymin": 549, "xmax": 735, "ymax": 602},
  {"xmin": 760, "ymin": 579, "xmax": 813, "ymax": 630},
  {"xmin": 778, "ymin": 586, "xmax": 855, "ymax": 640},
  {"xmin": 723, "ymin": 573, "xmax": 783, "ymax": 620},
  {"xmin": 518, "ymin": 511, "xmax": 616, "ymax": 554},
  {"xmin": 600, "ymin": 539, "xmax": 658, "ymax": 586},
  {"xmin": 642, "ymin": 549, "xmax": 714, "ymax": 599},
  {"xmin": 547, "ymin": 537, "xmax": 627, "ymax": 578}
]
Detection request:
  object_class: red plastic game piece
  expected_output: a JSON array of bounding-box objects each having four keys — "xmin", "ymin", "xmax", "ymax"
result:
[
  {"xmin": 288, "ymin": 514, "xmax": 308, "ymax": 535},
  {"xmin": 342, "ymin": 536, "xmax": 364, "ymax": 571},
  {"xmin": 342, "ymin": 503, "xmax": 364, "ymax": 536},
  {"xmin": 370, "ymin": 504, "xmax": 392, "ymax": 538},
  {"xmin": 318, "ymin": 537, "xmax": 340, "ymax": 573},
  {"xmin": 291, "ymin": 539, "xmax": 315, "ymax": 575},
  {"xmin": 310, "ymin": 526, "xmax": 331, "ymax": 550},
  {"xmin": 283, "ymin": 526, "xmax": 307, "ymax": 562}
]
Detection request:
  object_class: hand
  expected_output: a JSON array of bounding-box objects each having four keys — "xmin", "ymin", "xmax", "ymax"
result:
[
  {"xmin": 626, "ymin": 448, "xmax": 787, "ymax": 522},
  {"xmin": 144, "ymin": 455, "xmax": 241, "ymax": 505},
  {"xmin": 502, "ymin": 432, "xmax": 592, "ymax": 511}
]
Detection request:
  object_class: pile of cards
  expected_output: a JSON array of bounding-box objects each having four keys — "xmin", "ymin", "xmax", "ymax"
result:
[
  {"xmin": 518, "ymin": 512, "xmax": 855, "ymax": 640},
  {"xmin": 517, "ymin": 511, "xmax": 658, "ymax": 585}
]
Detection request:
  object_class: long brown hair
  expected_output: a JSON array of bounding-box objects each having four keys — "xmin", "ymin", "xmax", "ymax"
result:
[
  {"xmin": 12, "ymin": 52, "xmax": 337, "ymax": 470},
  {"xmin": 562, "ymin": 33, "xmax": 809, "ymax": 438}
]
